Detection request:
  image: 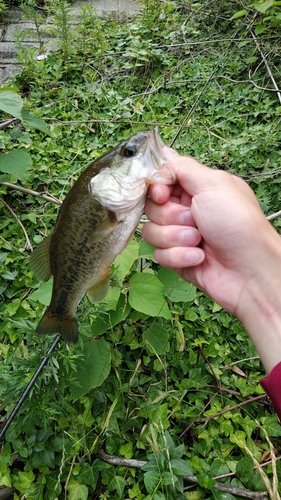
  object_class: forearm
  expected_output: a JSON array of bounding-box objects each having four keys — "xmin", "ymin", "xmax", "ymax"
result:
[{"xmin": 236, "ymin": 237, "xmax": 281, "ymax": 374}]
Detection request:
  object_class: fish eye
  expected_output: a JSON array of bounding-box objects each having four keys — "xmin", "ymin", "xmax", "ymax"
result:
[{"xmin": 123, "ymin": 145, "xmax": 137, "ymax": 158}]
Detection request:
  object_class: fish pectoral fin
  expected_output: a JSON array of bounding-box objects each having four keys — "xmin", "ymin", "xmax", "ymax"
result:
[
  {"xmin": 88, "ymin": 215, "xmax": 119, "ymax": 245},
  {"xmin": 30, "ymin": 234, "xmax": 52, "ymax": 281},
  {"xmin": 87, "ymin": 274, "xmax": 110, "ymax": 303}
]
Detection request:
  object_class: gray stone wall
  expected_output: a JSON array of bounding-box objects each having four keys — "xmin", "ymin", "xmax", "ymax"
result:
[{"xmin": 0, "ymin": 0, "xmax": 139, "ymax": 83}]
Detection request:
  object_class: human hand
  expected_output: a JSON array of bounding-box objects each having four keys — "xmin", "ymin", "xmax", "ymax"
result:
[{"xmin": 143, "ymin": 147, "xmax": 281, "ymax": 372}]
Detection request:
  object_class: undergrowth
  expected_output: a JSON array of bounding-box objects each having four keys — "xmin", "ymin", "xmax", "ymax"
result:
[{"xmin": 0, "ymin": 0, "xmax": 281, "ymax": 499}]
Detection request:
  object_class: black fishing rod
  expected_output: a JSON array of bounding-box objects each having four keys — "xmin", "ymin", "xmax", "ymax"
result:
[{"xmin": 0, "ymin": 335, "xmax": 60, "ymax": 440}]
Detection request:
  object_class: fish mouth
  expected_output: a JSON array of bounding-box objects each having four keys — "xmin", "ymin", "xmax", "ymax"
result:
[{"xmin": 145, "ymin": 127, "xmax": 176, "ymax": 185}]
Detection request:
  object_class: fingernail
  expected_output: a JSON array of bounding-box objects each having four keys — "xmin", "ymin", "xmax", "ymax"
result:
[
  {"xmin": 185, "ymin": 248, "xmax": 204, "ymax": 266},
  {"xmin": 180, "ymin": 228, "xmax": 194, "ymax": 245},
  {"xmin": 178, "ymin": 210, "xmax": 192, "ymax": 225}
]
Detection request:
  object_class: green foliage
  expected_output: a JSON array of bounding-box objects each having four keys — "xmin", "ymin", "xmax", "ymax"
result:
[
  {"xmin": 0, "ymin": 88, "xmax": 50, "ymax": 181},
  {"xmin": 1, "ymin": 0, "xmax": 281, "ymax": 499}
]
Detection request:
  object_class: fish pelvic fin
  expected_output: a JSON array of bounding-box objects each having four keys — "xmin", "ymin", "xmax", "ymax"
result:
[
  {"xmin": 36, "ymin": 308, "xmax": 79, "ymax": 344},
  {"xmin": 30, "ymin": 235, "xmax": 52, "ymax": 281}
]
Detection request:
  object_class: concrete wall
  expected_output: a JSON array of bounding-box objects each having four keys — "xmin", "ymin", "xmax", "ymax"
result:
[{"xmin": 0, "ymin": 0, "xmax": 139, "ymax": 83}]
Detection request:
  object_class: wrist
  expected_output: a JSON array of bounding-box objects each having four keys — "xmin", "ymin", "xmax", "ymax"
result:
[{"xmin": 237, "ymin": 236, "xmax": 281, "ymax": 373}]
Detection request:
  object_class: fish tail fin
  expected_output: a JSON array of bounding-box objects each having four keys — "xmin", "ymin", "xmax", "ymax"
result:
[{"xmin": 36, "ymin": 308, "xmax": 79, "ymax": 344}]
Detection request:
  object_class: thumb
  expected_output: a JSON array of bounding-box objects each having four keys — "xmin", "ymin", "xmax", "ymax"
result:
[{"xmin": 163, "ymin": 147, "xmax": 215, "ymax": 196}]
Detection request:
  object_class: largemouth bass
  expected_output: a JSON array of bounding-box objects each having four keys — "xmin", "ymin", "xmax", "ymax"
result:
[{"xmin": 30, "ymin": 128, "xmax": 175, "ymax": 343}]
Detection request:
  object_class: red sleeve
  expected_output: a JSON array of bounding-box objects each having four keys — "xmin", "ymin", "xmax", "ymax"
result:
[{"xmin": 260, "ymin": 361, "xmax": 281, "ymax": 420}]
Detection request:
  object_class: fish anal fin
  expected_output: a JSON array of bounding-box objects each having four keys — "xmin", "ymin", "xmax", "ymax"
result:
[
  {"xmin": 36, "ymin": 308, "xmax": 79, "ymax": 344},
  {"xmin": 88, "ymin": 214, "xmax": 119, "ymax": 245},
  {"xmin": 30, "ymin": 235, "xmax": 52, "ymax": 282},
  {"xmin": 87, "ymin": 273, "xmax": 110, "ymax": 303}
]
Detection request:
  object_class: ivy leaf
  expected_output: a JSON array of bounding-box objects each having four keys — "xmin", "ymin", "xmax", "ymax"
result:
[
  {"xmin": 67, "ymin": 480, "xmax": 88, "ymax": 500},
  {"xmin": 0, "ymin": 150, "xmax": 32, "ymax": 180},
  {"xmin": 143, "ymin": 323, "xmax": 169, "ymax": 355},
  {"xmin": 70, "ymin": 339, "xmax": 111, "ymax": 397},
  {"xmin": 236, "ymin": 456, "xmax": 254, "ymax": 482},
  {"xmin": 260, "ymin": 415, "xmax": 281, "ymax": 437},
  {"xmin": 128, "ymin": 272, "xmax": 171, "ymax": 319},
  {"xmin": 0, "ymin": 90, "xmax": 23, "ymax": 118},
  {"xmin": 108, "ymin": 475, "xmax": 127, "ymax": 498}
]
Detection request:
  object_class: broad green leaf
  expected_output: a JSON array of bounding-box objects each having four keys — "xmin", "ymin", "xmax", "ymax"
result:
[
  {"xmin": 229, "ymin": 431, "xmax": 246, "ymax": 449},
  {"xmin": 143, "ymin": 323, "xmax": 169, "ymax": 355},
  {"xmin": 91, "ymin": 293, "xmax": 131, "ymax": 335},
  {"xmin": 29, "ymin": 278, "xmax": 53, "ymax": 305},
  {"xmin": 254, "ymin": 0, "xmax": 274, "ymax": 13},
  {"xmin": 21, "ymin": 108, "xmax": 52, "ymax": 136},
  {"xmin": 72, "ymin": 463, "xmax": 98, "ymax": 489},
  {"xmin": 70, "ymin": 339, "xmax": 111, "ymax": 397},
  {"xmin": 120, "ymin": 442, "xmax": 133, "ymax": 459},
  {"xmin": 0, "ymin": 150, "xmax": 32, "ymax": 180},
  {"xmin": 138, "ymin": 239, "xmax": 157, "ymax": 261},
  {"xmin": 209, "ymin": 459, "xmax": 229, "ymax": 478},
  {"xmin": 170, "ymin": 458, "xmax": 194, "ymax": 476},
  {"xmin": 67, "ymin": 480, "xmax": 88, "ymax": 500},
  {"xmin": 0, "ymin": 90, "xmax": 23, "ymax": 118},
  {"xmin": 0, "ymin": 469, "xmax": 12, "ymax": 488},
  {"xmin": 157, "ymin": 268, "xmax": 196, "ymax": 302},
  {"xmin": 114, "ymin": 239, "xmax": 139, "ymax": 281},
  {"xmin": 13, "ymin": 471, "xmax": 35, "ymax": 492},
  {"xmin": 211, "ymin": 490, "xmax": 237, "ymax": 500},
  {"xmin": 231, "ymin": 9, "xmax": 247, "ymax": 19},
  {"xmin": 260, "ymin": 415, "xmax": 281, "ymax": 437},
  {"xmin": 236, "ymin": 456, "xmax": 254, "ymax": 482},
  {"xmin": 108, "ymin": 475, "xmax": 127, "ymax": 497},
  {"xmin": 128, "ymin": 272, "xmax": 171, "ymax": 319},
  {"xmin": 144, "ymin": 470, "xmax": 161, "ymax": 494},
  {"xmin": 197, "ymin": 474, "xmax": 216, "ymax": 489}
]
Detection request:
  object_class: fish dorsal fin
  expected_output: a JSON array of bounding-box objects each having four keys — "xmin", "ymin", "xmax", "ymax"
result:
[
  {"xmin": 87, "ymin": 273, "xmax": 110, "ymax": 303},
  {"xmin": 88, "ymin": 216, "xmax": 119, "ymax": 245},
  {"xmin": 29, "ymin": 235, "xmax": 52, "ymax": 282}
]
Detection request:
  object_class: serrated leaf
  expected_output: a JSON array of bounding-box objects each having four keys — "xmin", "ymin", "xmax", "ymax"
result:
[
  {"xmin": 0, "ymin": 90, "xmax": 23, "ymax": 118},
  {"xmin": 128, "ymin": 273, "xmax": 171, "ymax": 319},
  {"xmin": 0, "ymin": 150, "xmax": 32, "ymax": 180},
  {"xmin": 70, "ymin": 339, "xmax": 111, "ymax": 397},
  {"xmin": 143, "ymin": 323, "xmax": 169, "ymax": 355},
  {"xmin": 21, "ymin": 108, "xmax": 52, "ymax": 136},
  {"xmin": 157, "ymin": 268, "xmax": 196, "ymax": 302},
  {"xmin": 114, "ymin": 239, "xmax": 139, "ymax": 282},
  {"xmin": 29, "ymin": 278, "xmax": 53, "ymax": 305},
  {"xmin": 67, "ymin": 480, "xmax": 88, "ymax": 500}
]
